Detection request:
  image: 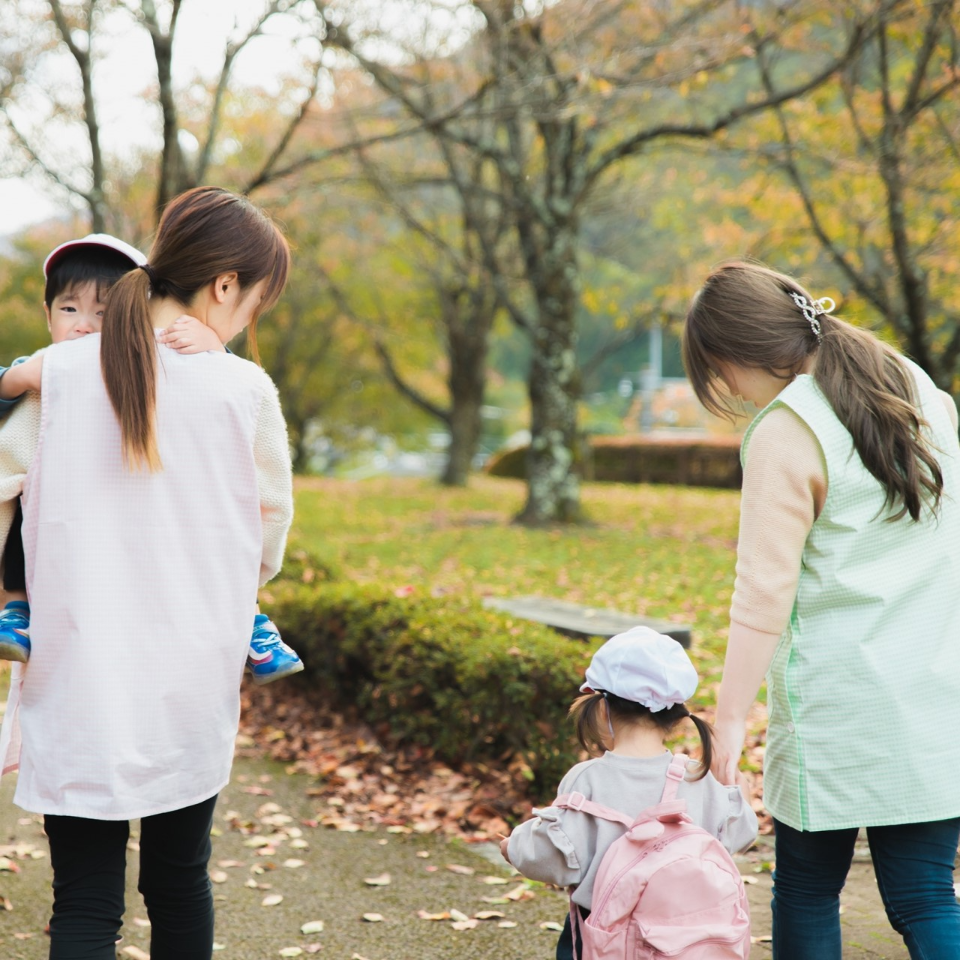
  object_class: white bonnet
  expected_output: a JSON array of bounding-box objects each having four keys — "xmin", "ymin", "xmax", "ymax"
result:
[{"xmin": 580, "ymin": 626, "xmax": 698, "ymax": 712}]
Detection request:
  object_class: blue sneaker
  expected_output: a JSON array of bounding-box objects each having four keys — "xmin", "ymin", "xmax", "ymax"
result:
[
  {"xmin": 246, "ymin": 614, "xmax": 303, "ymax": 685},
  {"xmin": 0, "ymin": 601, "xmax": 30, "ymax": 663}
]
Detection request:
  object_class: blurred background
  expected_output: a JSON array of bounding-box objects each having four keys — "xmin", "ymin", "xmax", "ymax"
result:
[{"xmin": 0, "ymin": 0, "xmax": 956, "ymax": 520}]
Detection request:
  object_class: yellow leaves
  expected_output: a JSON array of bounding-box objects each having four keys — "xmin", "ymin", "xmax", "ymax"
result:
[{"xmin": 363, "ymin": 872, "xmax": 391, "ymax": 886}]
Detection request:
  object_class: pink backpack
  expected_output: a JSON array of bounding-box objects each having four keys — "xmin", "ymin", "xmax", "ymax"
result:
[{"xmin": 553, "ymin": 753, "xmax": 751, "ymax": 960}]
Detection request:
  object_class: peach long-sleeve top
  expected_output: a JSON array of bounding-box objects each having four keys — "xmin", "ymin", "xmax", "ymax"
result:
[{"xmin": 730, "ymin": 393, "xmax": 959, "ymax": 636}]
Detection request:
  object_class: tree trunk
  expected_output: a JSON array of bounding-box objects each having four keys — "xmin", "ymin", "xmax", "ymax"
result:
[
  {"xmin": 517, "ymin": 251, "xmax": 582, "ymax": 524},
  {"xmin": 442, "ymin": 395, "xmax": 482, "ymax": 486},
  {"xmin": 440, "ymin": 296, "xmax": 492, "ymax": 487}
]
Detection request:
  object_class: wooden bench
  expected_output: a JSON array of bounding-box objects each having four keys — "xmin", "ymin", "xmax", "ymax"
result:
[{"xmin": 483, "ymin": 595, "xmax": 692, "ymax": 648}]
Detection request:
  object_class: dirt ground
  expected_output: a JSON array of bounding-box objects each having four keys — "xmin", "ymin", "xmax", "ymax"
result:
[{"xmin": 0, "ymin": 754, "xmax": 915, "ymax": 960}]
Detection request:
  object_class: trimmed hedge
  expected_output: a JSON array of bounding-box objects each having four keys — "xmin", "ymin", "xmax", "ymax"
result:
[
  {"xmin": 264, "ymin": 581, "xmax": 597, "ymax": 790},
  {"xmin": 487, "ymin": 434, "xmax": 742, "ymax": 489}
]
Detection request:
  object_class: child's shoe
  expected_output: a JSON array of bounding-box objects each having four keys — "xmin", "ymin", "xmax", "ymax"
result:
[
  {"xmin": 0, "ymin": 601, "xmax": 30, "ymax": 663},
  {"xmin": 246, "ymin": 614, "xmax": 304, "ymax": 685}
]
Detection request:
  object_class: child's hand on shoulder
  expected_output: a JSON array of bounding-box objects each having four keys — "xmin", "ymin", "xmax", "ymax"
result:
[{"xmin": 158, "ymin": 316, "xmax": 225, "ymax": 354}]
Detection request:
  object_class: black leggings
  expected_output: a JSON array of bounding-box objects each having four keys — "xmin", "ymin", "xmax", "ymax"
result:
[
  {"xmin": 2, "ymin": 500, "xmax": 25, "ymax": 593},
  {"xmin": 44, "ymin": 793, "xmax": 218, "ymax": 960}
]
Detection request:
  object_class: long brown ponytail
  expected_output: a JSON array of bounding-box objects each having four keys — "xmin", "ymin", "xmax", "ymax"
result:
[
  {"xmin": 100, "ymin": 186, "xmax": 290, "ymax": 471},
  {"xmin": 682, "ymin": 262, "xmax": 943, "ymax": 522}
]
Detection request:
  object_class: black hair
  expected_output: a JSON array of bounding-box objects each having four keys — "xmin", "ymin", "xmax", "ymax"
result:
[
  {"xmin": 569, "ymin": 690, "xmax": 714, "ymax": 781},
  {"xmin": 44, "ymin": 247, "xmax": 138, "ymax": 306}
]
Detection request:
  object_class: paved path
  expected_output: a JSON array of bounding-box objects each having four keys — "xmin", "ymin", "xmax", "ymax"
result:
[{"xmin": 0, "ymin": 756, "xmax": 910, "ymax": 960}]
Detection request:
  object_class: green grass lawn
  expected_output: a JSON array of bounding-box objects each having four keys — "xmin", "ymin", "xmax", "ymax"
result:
[{"xmin": 286, "ymin": 475, "xmax": 741, "ymax": 708}]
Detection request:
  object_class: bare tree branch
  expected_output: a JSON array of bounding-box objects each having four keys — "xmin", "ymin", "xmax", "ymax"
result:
[
  {"xmin": 48, "ymin": 0, "xmax": 106, "ymax": 228},
  {"xmin": 140, "ymin": 0, "xmax": 184, "ymax": 215},
  {"xmin": 900, "ymin": 0, "xmax": 954, "ymax": 118},
  {"xmin": 756, "ymin": 45, "xmax": 892, "ymax": 320},
  {"xmin": 2, "ymin": 114, "xmax": 92, "ymax": 205},
  {"xmin": 243, "ymin": 59, "xmax": 325, "ymax": 193},
  {"xmin": 197, "ymin": 0, "xmax": 287, "ymax": 182},
  {"xmin": 315, "ymin": 260, "xmax": 452, "ymax": 424},
  {"xmin": 583, "ymin": 13, "xmax": 883, "ymax": 190}
]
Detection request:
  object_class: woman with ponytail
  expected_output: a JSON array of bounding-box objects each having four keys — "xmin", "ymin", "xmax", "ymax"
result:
[
  {"xmin": 683, "ymin": 261, "xmax": 960, "ymax": 959},
  {"xmin": 0, "ymin": 186, "xmax": 293, "ymax": 959},
  {"xmin": 502, "ymin": 627, "xmax": 758, "ymax": 960}
]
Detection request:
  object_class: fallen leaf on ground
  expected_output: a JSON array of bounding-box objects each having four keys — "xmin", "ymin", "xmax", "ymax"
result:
[
  {"xmin": 417, "ymin": 910, "xmax": 451, "ymax": 920},
  {"xmin": 300, "ymin": 920, "xmax": 324, "ymax": 934},
  {"xmin": 209, "ymin": 870, "xmax": 228, "ymax": 884},
  {"xmin": 415, "ymin": 851, "xmax": 430, "ymax": 858},
  {"xmin": 363, "ymin": 872, "xmax": 391, "ymax": 886},
  {"xmin": 261, "ymin": 894, "xmax": 284, "ymax": 907},
  {"xmin": 131, "ymin": 917, "xmax": 151, "ymax": 928},
  {"xmin": 540, "ymin": 921, "xmax": 564, "ymax": 932},
  {"xmin": 121, "ymin": 948, "xmax": 150, "ymax": 960},
  {"xmin": 243, "ymin": 836, "xmax": 273, "ymax": 848},
  {"xmin": 480, "ymin": 876, "xmax": 509, "ymax": 885},
  {"xmin": 474, "ymin": 911, "xmax": 505, "ymax": 920},
  {"xmin": 283, "ymin": 859, "xmax": 305, "ymax": 869},
  {"xmin": 362, "ymin": 912, "xmax": 385, "ymax": 922},
  {"xmin": 751, "ymin": 935, "xmax": 773, "ymax": 944},
  {"xmin": 279, "ymin": 949, "xmax": 303, "ymax": 958},
  {"xmin": 449, "ymin": 909, "xmax": 469, "ymax": 922},
  {"xmin": 451, "ymin": 918, "xmax": 479, "ymax": 931},
  {"xmin": 0, "ymin": 857, "xmax": 21, "ymax": 873},
  {"xmin": 445, "ymin": 864, "xmax": 475, "ymax": 876},
  {"xmin": 498, "ymin": 920, "xmax": 517, "ymax": 928},
  {"xmin": 504, "ymin": 883, "xmax": 535, "ymax": 901},
  {"xmin": 217, "ymin": 860, "xmax": 244, "ymax": 868}
]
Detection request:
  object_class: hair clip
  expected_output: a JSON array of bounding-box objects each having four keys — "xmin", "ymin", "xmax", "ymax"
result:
[{"xmin": 790, "ymin": 292, "xmax": 835, "ymax": 344}]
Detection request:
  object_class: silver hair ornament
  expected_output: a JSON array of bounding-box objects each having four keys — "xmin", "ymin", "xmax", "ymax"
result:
[{"xmin": 790, "ymin": 292, "xmax": 836, "ymax": 344}]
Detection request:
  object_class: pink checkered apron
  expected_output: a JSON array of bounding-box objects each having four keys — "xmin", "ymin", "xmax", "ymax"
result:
[{"xmin": 1, "ymin": 333, "xmax": 263, "ymax": 819}]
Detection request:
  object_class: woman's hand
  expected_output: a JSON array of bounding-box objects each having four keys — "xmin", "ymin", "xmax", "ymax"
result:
[
  {"xmin": 499, "ymin": 836, "xmax": 512, "ymax": 865},
  {"xmin": 710, "ymin": 717, "xmax": 747, "ymax": 786},
  {"xmin": 158, "ymin": 316, "xmax": 226, "ymax": 354}
]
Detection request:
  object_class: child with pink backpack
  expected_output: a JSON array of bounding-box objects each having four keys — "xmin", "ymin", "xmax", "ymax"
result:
[{"xmin": 502, "ymin": 627, "xmax": 758, "ymax": 959}]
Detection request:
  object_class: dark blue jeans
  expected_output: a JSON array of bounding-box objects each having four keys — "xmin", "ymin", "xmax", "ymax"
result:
[
  {"xmin": 45, "ymin": 793, "xmax": 218, "ymax": 960},
  {"xmin": 773, "ymin": 816, "xmax": 960, "ymax": 960}
]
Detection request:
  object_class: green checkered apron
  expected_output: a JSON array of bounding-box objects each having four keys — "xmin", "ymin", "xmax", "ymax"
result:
[{"xmin": 742, "ymin": 362, "xmax": 960, "ymax": 831}]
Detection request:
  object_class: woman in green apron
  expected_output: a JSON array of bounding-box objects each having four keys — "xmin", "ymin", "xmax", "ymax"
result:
[{"xmin": 683, "ymin": 262, "xmax": 960, "ymax": 960}]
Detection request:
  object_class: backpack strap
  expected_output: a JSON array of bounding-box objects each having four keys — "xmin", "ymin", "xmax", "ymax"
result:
[
  {"xmin": 554, "ymin": 792, "xmax": 635, "ymax": 828},
  {"xmin": 660, "ymin": 752, "xmax": 689, "ymax": 803}
]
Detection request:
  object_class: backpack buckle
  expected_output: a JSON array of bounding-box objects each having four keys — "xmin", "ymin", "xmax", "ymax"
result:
[{"xmin": 567, "ymin": 791, "xmax": 587, "ymax": 812}]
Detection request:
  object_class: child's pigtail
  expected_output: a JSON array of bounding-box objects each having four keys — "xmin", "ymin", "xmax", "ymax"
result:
[
  {"xmin": 569, "ymin": 692, "xmax": 608, "ymax": 755},
  {"xmin": 685, "ymin": 712, "xmax": 715, "ymax": 782}
]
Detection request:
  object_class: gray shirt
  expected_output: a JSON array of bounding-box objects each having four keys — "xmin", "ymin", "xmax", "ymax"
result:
[{"xmin": 508, "ymin": 751, "xmax": 758, "ymax": 908}]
